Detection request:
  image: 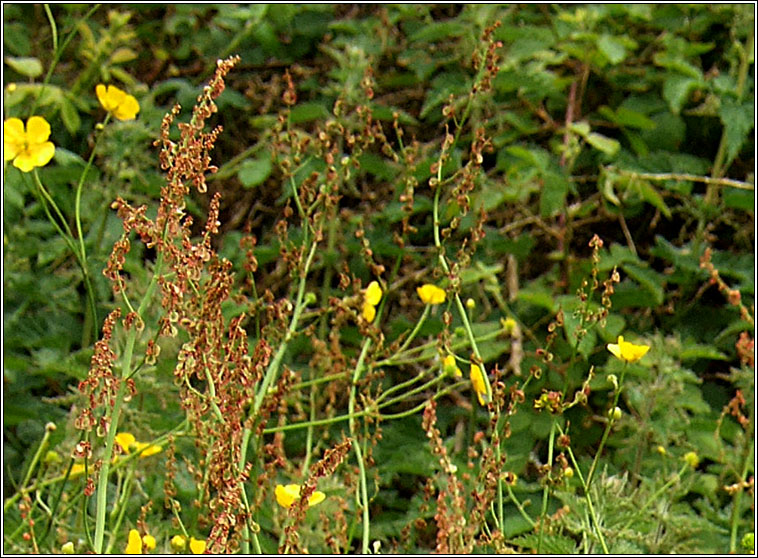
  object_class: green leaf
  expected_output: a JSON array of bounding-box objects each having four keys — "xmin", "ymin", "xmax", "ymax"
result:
[
  {"xmin": 585, "ymin": 132, "xmax": 620, "ymax": 156},
  {"xmin": 540, "ymin": 171, "xmax": 569, "ymax": 216},
  {"xmin": 719, "ymin": 97, "xmax": 754, "ymax": 167},
  {"xmin": 409, "ymin": 21, "xmax": 467, "ymax": 43},
  {"xmin": 723, "ymin": 188, "xmax": 754, "ymax": 212},
  {"xmin": 614, "ymin": 107, "xmax": 657, "ymax": 130},
  {"xmin": 570, "ymin": 121, "xmax": 620, "ymax": 156},
  {"xmin": 597, "ymin": 34, "xmax": 627, "ymax": 64},
  {"xmin": 238, "ymin": 157, "xmax": 272, "ymax": 188},
  {"xmin": 5, "ymin": 56, "xmax": 43, "ymax": 78},
  {"xmin": 622, "ymin": 263, "xmax": 665, "ymax": 305},
  {"xmin": 289, "ymin": 102, "xmax": 329, "ymax": 124},
  {"xmin": 59, "ymin": 97, "xmax": 81, "ymax": 135},
  {"xmin": 635, "ymin": 180, "xmax": 671, "ymax": 218},
  {"xmin": 662, "ymin": 75, "xmax": 700, "ymax": 114}
]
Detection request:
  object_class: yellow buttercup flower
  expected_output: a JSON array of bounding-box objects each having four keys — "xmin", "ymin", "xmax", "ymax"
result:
[
  {"xmin": 116, "ymin": 432, "xmax": 137, "ymax": 453},
  {"xmin": 189, "ymin": 537, "xmax": 206, "ymax": 555},
  {"xmin": 275, "ymin": 483, "xmax": 326, "ymax": 509},
  {"xmin": 362, "ymin": 281, "xmax": 382, "ymax": 323},
  {"xmin": 365, "ymin": 281, "xmax": 382, "ymax": 306},
  {"xmin": 115, "ymin": 432, "xmax": 162, "ymax": 458},
  {"xmin": 125, "ymin": 529, "xmax": 142, "ymax": 554},
  {"xmin": 4, "ymin": 116, "xmax": 55, "ymax": 172},
  {"xmin": 170, "ymin": 535, "xmax": 187, "ymax": 551},
  {"xmin": 96, "ymin": 84, "xmax": 140, "ymax": 121},
  {"xmin": 135, "ymin": 442, "xmax": 162, "ymax": 457},
  {"xmin": 69, "ymin": 463, "xmax": 86, "ymax": 478},
  {"xmin": 606, "ymin": 335, "xmax": 650, "ymax": 363},
  {"xmin": 470, "ymin": 364, "xmax": 489, "ymax": 406},
  {"xmin": 417, "ymin": 284, "xmax": 446, "ymax": 305},
  {"xmin": 443, "ymin": 354, "xmax": 462, "ymax": 378},
  {"xmin": 362, "ymin": 302, "xmax": 377, "ymax": 323},
  {"xmin": 142, "ymin": 534, "xmax": 156, "ymax": 551}
]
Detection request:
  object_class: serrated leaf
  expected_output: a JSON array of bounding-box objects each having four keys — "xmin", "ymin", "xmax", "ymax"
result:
[
  {"xmin": 5, "ymin": 56, "xmax": 43, "ymax": 77},
  {"xmin": 622, "ymin": 263, "xmax": 664, "ymax": 305},
  {"xmin": 238, "ymin": 157, "xmax": 272, "ymax": 188},
  {"xmin": 679, "ymin": 344, "xmax": 728, "ymax": 362},
  {"xmin": 719, "ymin": 97, "xmax": 754, "ymax": 167}
]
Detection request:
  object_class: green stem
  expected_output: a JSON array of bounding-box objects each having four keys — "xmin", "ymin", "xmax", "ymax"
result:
[
  {"xmin": 30, "ymin": 4, "xmax": 101, "ymax": 115},
  {"xmin": 393, "ymin": 304, "xmax": 430, "ymax": 356},
  {"xmin": 586, "ymin": 364, "xmax": 626, "ymax": 488},
  {"xmin": 92, "ymin": 380, "xmax": 127, "ymax": 553},
  {"xmin": 537, "ymin": 419, "xmax": 556, "ymax": 554},
  {"xmin": 559, "ymin": 424, "xmax": 609, "ymax": 553},
  {"xmin": 349, "ymin": 335, "xmax": 374, "ymax": 554}
]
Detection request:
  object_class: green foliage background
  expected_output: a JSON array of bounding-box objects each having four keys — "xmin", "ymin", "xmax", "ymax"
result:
[{"xmin": 3, "ymin": 4, "xmax": 754, "ymax": 554}]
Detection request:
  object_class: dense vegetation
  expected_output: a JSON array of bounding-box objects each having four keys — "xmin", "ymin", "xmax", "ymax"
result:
[{"xmin": 3, "ymin": 4, "xmax": 754, "ymax": 554}]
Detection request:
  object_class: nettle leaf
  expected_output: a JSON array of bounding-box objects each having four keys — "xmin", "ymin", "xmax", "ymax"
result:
[
  {"xmin": 621, "ymin": 263, "xmax": 665, "ymax": 305},
  {"xmin": 540, "ymin": 171, "xmax": 569, "ymax": 216},
  {"xmin": 718, "ymin": 97, "xmax": 754, "ymax": 167},
  {"xmin": 662, "ymin": 75, "xmax": 701, "ymax": 114}
]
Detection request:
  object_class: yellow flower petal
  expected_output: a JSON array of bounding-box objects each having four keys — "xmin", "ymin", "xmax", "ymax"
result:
[
  {"xmin": 135, "ymin": 442, "xmax": 163, "ymax": 458},
  {"xmin": 170, "ymin": 535, "xmax": 187, "ymax": 551},
  {"xmin": 142, "ymin": 534, "xmax": 156, "ymax": 551},
  {"xmin": 3, "ymin": 117, "xmax": 25, "ymax": 160},
  {"xmin": 29, "ymin": 141, "xmax": 55, "ymax": 168},
  {"xmin": 365, "ymin": 281, "xmax": 382, "ymax": 306},
  {"xmin": 96, "ymin": 84, "xmax": 140, "ymax": 121},
  {"xmin": 443, "ymin": 354, "xmax": 462, "ymax": 378},
  {"xmin": 115, "ymin": 432, "xmax": 136, "ymax": 454},
  {"xmin": 362, "ymin": 302, "xmax": 376, "ymax": 323},
  {"xmin": 606, "ymin": 335, "xmax": 650, "ymax": 363},
  {"xmin": 69, "ymin": 463, "xmax": 86, "ymax": 478},
  {"xmin": 25, "ymin": 115, "xmax": 51, "ymax": 143},
  {"xmin": 470, "ymin": 364, "xmax": 489, "ymax": 406},
  {"xmin": 189, "ymin": 537, "xmax": 206, "ymax": 554},
  {"xmin": 309, "ymin": 490, "xmax": 326, "ymax": 506},
  {"xmin": 125, "ymin": 529, "xmax": 142, "ymax": 554},
  {"xmin": 417, "ymin": 284, "xmax": 446, "ymax": 305},
  {"xmin": 275, "ymin": 483, "xmax": 325, "ymax": 509},
  {"xmin": 114, "ymin": 94, "xmax": 140, "ymax": 120}
]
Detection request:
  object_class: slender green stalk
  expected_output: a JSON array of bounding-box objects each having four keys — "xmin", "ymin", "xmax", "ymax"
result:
[
  {"xmin": 537, "ymin": 419, "xmax": 556, "ymax": 554},
  {"xmin": 393, "ymin": 304, "xmax": 430, "ymax": 356},
  {"xmin": 30, "ymin": 4, "xmax": 101, "ymax": 115},
  {"xmin": 349, "ymin": 335, "xmax": 375, "ymax": 554},
  {"xmin": 31, "ymin": 170, "xmax": 99, "ymax": 341},
  {"xmin": 559, "ymin": 424, "xmax": 609, "ymax": 554},
  {"xmin": 92, "ymin": 247, "xmax": 164, "ymax": 553},
  {"xmin": 586, "ymin": 364, "xmax": 627, "ymax": 488},
  {"xmin": 505, "ymin": 483, "xmax": 535, "ymax": 527}
]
